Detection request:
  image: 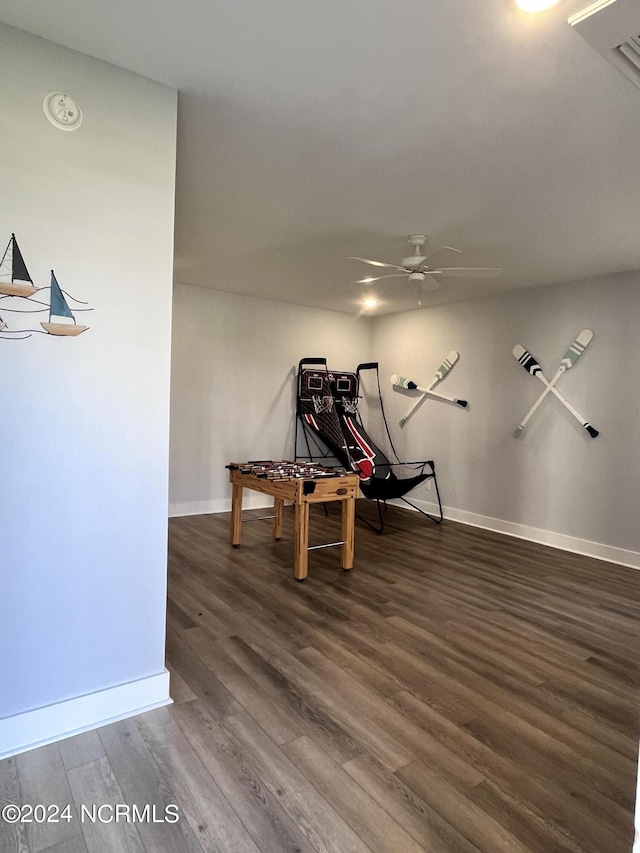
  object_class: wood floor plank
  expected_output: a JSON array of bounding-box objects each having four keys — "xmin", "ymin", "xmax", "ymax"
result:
[
  {"xmin": 179, "ymin": 626, "xmax": 304, "ymax": 744},
  {"xmin": 66, "ymin": 756, "xmax": 145, "ymax": 853},
  {"xmin": 58, "ymin": 731, "xmax": 105, "ymax": 772},
  {"xmin": 395, "ymin": 759, "xmax": 533, "ymax": 853},
  {"xmin": 465, "ymin": 778, "xmax": 615, "ymax": 853},
  {"xmin": 135, "ymin": 707, "xmax": 261, "ymax": 853},
  {"xmin": 231, "ymin": 629, "xmax": 416, "ymax": 772},
  {"xmin": 166, "ymin": 597, "xmax": 197, "ymax": 633},
  {"xmin": 462, "ymin": 716, "xmax": 630, "ymax": 844},
  {"xmin": 385, "ymin": 689, "xmax": 632, "ymax": 851},
  {"xmin": 169, "ymin": 700, "xmax": 317, "ymax": 853},
  {"xmin": 361, "ymin": 637, "xmax": 613, "ymax": 782},
  {"xmin": 97, "ymin": 718, "xmax": 204, "ymax": 853},
  {"xmin": 281, "ymin": 734, "xmax": 426, "ymax": 853},
  {"xmin": 0, "ymin": 756, "xmax": 29, "ymax": 853},
  {"xmin": 165, "ymin": 628, "xmax": 243, "ymax": 720},
  {"xmin": 343, "ymin": 754, "xmax": 482, "ymax": 853},
  {"xmin": 167, "ymin": 661, "xmax": 198, "ymax": 705},
  {"xmin": 168, "ymin": 584, "xmax": 237, "ymax": 639},
  {"xmin": 221, "ymin": 712, "xmax": 373, "ymax": 853},
  {"xmin": 15, "ymin": 744, "xmax": 80, "ymax": 853},
  {"xmin": 40, "ymin": 835, "xmax": 88, "ymax": 853},
  {"xmin": 220, "ymin": 633, "xmax": 363, "ymax": 765},
  {"xmin": 295, "ymin": 645, "xmax": 483, "ymax": 791},
  {"xmin": 559, "ymin": 706, "xmax": 639, "ymax": 760}
]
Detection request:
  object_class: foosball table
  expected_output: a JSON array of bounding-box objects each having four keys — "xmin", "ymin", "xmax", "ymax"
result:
[{"xmin": 226, "ymin": 461, "xmax": 359, "ymax": 580}]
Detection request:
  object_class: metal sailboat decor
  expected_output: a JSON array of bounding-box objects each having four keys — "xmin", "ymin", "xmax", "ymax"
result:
[
  {"xmin": 41, "ymin": 270, "xmax": 88, "ymax": 336},
  {"xmin": 0, "ymin": 233, "xmax": 38, "ymax": 297}
]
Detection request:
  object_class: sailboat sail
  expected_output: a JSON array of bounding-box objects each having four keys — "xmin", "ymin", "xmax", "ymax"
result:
[
  {"xmin": 11, "ymin": 236, "xmax": 31, "ymax": 284},
  {"xmin": 49, "ymin": 271, "xmax": 74, "ymax": 319},
  {"xmin": 41, "ymin": 270, "xmax": 88, "ymax": 336},
  {"xmin": 0, "ymin": 234, "xmax": 37, "ymax": 297}
]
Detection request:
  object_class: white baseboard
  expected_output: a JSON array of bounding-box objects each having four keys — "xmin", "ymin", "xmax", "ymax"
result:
[
  {"xmin": 0, "ymin": 669, "xmax": 172, "ymax": 761},
  {"xmin": 169, "ymin": 495, "xmax": 273, "ymax": 517},
  {"xmin": 391, "ymin": 497, "xmax": 640, "ymax": 570},
  {"xmin": 170, "ymin": 494, "xmax": 640, "ymax": 570}
]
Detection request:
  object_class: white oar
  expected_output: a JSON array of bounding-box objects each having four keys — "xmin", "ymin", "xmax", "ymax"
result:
[
  {"xmin": 513, "ymin": 344, "xmax": 598, "ymax": 437},
  {"xmin": 513, "ymin": 364, "xmax": 566, "ymax": 438},
  {"xmin": 513, "ymin": 330, "xmax": 595, "ymax": 438},
  {"xmin": 392, "ymin": 351, "xmax": 467, "ymax": 427}
]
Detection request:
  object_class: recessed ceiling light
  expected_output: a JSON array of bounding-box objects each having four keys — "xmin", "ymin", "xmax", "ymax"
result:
[
  {"xmin": 363, "ymin": 298, "xmax": 377, "ymax": 308},
  {"xmin": 515, "ymin": 0, "xmax": 559, "ymax": 11}
]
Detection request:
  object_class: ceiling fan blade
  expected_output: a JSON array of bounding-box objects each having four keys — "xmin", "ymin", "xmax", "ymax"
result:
[
  {"xmin": 429, "ymin": 267, "xmax": 502, "ymax": 278},
  {"xmin": 348, "ymin": 257, "xmax": 407, "ymax": 271},
  {"xmin": 352, "ymin": 273, "xmax": 407, "ymax": 284},
  {"xmin": 423, "ymin": 245, "xmax": 463, "ymax": 263}
]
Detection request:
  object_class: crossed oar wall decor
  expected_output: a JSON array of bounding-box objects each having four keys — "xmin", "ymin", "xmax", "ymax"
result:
[
  {"xmin": 391, "ymin": 350, "xmax": 468, "ymax": 426},
  {"xmin": 389, "ymin": 331, "xmax": 598, "ymax": 441},
  {"xmin": 512, "ymin": 329, "xmax": 599, "ymax": 439}
]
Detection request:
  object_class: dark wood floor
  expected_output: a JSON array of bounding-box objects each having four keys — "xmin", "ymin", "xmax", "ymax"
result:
[{"xmin": 2, "ymin": 503, "xmax": 639, "ymax": 852}]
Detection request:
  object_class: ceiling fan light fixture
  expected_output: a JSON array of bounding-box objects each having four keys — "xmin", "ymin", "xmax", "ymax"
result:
[
  {"xmin": 515, "ymin": 0, "xmax": 560, "ymax": 11},
  {"xmin": 363, "ymin": 297, "xmax": 378, "ymax": 308}
]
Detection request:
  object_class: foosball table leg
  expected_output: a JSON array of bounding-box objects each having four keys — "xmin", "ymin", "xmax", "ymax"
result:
[
  {"xmin": 272, "ymin": 497, "xmax": 284, "ymax": 540},
  {"xmin": 341, "ymin": 496, "xmax": 355, "ymax": 570},
  {"xmin": 294, "ymin": 501, "xmax": 310, "ymax": 581},
  {"xmin": 230, "ymin": 483, "xmax": 243, "ymax": 547}
]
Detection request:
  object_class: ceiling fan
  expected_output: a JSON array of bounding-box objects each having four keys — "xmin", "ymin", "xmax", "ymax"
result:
[{"xmin": 349, "ymin": 235, "xmax": 501, "ymax": 294}]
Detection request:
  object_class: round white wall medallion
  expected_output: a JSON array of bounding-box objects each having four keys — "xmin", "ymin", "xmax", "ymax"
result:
[{"xmin": 43, "ymin": 93, "xmax": 83, "ymax": 131}]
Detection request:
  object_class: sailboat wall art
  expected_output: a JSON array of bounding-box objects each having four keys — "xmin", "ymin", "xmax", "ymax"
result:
[
  {"xmin": 0, "ymin": 233, "xmax": 38, "ymax": 297},
  {"xmin": 0, "ymin": 232, "xmax": 93, "ymax": 340},
  {"xmin": 41, "ymin": 271, "xmax": 88, "ymax": 336}
]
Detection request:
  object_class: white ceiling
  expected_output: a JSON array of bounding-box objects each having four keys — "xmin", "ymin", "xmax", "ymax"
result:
[{"xmin": 2, "ymin": 0, "xmax": 640, "ymax": 314}]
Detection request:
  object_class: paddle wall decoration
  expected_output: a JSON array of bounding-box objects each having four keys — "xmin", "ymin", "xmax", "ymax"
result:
[
  {"xmin": 391, "ymin": 350, "xmax": 469, "ymax": 427},
  {"xmin": 512, "ymin": 329, "xmax": 599, "ymax": 439},
  {"xmin": 0, "ymin": 233, "xmax": 93, "ymax": 340}
]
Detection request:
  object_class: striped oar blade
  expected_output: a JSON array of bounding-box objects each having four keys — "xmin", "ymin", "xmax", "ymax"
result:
[
  {"xmin": 561, "ymin": 329, "xmax": 593, "ymax": 369},
  {"xmin": 391, "ymin": 374, "xmax": 418, "ymax": 390},
  {"xmin": 513, "ymin": 344, "xmax": 543, "ymax": 377},
  {"xmin": 434, "ymin": 350, "xmax": 459, "ymax": 382}
]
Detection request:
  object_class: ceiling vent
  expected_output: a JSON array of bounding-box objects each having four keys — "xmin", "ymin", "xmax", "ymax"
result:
[{"xmin": 569, "ymin": 0, "xmax": 640, "ymax": 89}]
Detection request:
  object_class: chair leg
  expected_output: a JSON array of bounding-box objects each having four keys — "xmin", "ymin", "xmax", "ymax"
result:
[{"xmin": 401, "ymin": 465, "xmax": 443, "ymax": 525}]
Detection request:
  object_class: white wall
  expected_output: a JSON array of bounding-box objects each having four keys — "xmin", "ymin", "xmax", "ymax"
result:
[
  {"xmin": 370, "ymin": 272, "xmax": 640, "ymax": 563},
  {"xmin": 169, "ymin": 285, "xmax": 372, "ymax": 515},
  {"xmin": 0, "ymin": 25, "xmax": 176, "ymax": 746}
]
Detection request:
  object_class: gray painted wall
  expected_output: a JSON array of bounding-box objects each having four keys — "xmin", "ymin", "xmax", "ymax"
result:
[
  {"xmin": 371, "ymin": 272, "xmax": 640, "ymax": 554},
  {"xmin": 0, "ymin": 26, "xmax": 177, "ymax": 719},
  {"xmin": 169, "ymin": 273, "xmax": 639, "ymax": 558},
  {"xmin": 169, "ymin": 285, "xmax": 372, "ymax": 514}
]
